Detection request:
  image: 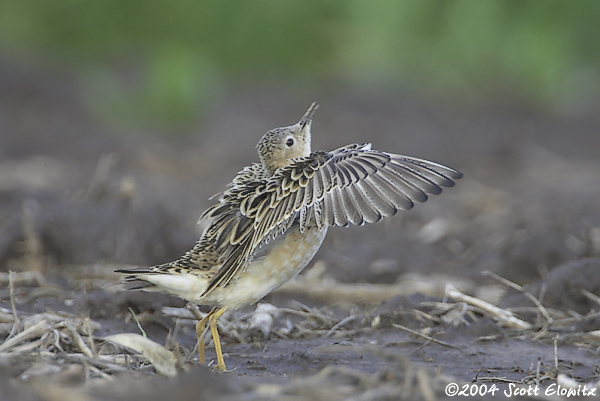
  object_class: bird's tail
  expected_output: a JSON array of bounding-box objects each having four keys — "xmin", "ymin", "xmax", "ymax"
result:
[{"xmin": 114, "ymin": 264, "xmax": 168, "ymax": 290}]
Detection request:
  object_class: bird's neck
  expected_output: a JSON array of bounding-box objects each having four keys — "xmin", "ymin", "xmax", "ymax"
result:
[{"xmin": 262, "ymin": 159, "xmax": 289, "ymax": 176}]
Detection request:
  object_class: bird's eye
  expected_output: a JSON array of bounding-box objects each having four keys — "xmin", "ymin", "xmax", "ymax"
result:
[{"xmin": 286, "ymin": 138, "xmax": 294, "ymax": 147}]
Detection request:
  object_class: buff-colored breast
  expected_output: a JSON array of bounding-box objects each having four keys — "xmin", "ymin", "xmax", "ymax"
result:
[{"xmin": 198, "ymin": 224, "xmax": 328, "ymax": 309}]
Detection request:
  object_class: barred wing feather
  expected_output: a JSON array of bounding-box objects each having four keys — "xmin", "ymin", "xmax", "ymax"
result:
[{"xmin": 201, "ymin": 143, "xmax": 462, "ymax": 293}]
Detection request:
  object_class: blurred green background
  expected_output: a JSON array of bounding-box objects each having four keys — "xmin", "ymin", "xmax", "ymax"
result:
[{"xmin": 1, "ymin": 0, "xmax": 599, "ymax": 129}]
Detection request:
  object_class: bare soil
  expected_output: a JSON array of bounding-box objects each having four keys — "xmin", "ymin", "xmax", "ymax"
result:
[{"xmin": 1, "ymin": 60, "xmax": 600, "ymax": 400}]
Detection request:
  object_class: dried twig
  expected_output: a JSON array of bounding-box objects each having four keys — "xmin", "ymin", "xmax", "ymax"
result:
[
  {"xmin": 475, "ymin": 376, "xmax": 521, "ymax": 384},
  {"xmin": 324, "ymin": 314, "xmax": 359, "ymax": 337},
  {"xmin": 392, "ymin": 323, "xmax": 459, "ymax": 349},
  {"xmin": 86, "ymin": 364, "xmax": 114, "ymax": 381},
  {"xmin": 504, "ymin": 306, "xmax": 568, "ymax": 320},
  {"xmin": 64, "ymin": 323, "xmax": 95, "ymax": 358},
  {"xmin": 48, "ymin": 352, "xmax": 132, "ymax": 373},
  {"xmin": 0, "ymin": 320, "xmax": 51, "ymax": 352},
  {"xmin": 445, "ymin": 284, "xmax": 531, "ymax": 330},
  {"xmin": 292, "ymin": 301, "xmax": 337, "ymax": 326},
  {"xmin": 482, "ymin": 270, "xmax": 552, "ymax": 323},
  {"xmin": 581, "ymin": 289, "xmax": 600, "ymax": 307},
  {"xmin": 3, "ymin": 338, "xmax": 45, "ymax": 353},
  {"xmin": 546, "ymin": 310, "xmax": 600, "ymax": 327},
  {"xmin": 165, "ymin": 306, "xmax": 196, "ymax": 320}
]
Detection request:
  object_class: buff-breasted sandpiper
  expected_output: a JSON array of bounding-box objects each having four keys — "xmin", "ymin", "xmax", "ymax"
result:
[{"xmin": 116, "ymin": 102, "xmax": 462, "ymax": 372}]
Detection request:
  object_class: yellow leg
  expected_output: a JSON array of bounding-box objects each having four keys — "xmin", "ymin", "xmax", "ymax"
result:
[
  {"xmin": 209, "ymin": 307, "xmax": 228, "ymax": 372},
  {"xmin": 195, "ymin": 309, "xmax": 214, "ymax": 365}
]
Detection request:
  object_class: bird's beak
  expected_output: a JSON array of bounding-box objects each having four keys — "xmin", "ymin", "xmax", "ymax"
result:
[{"xmin": 299, "ymin": 102, "xmax": 319, "ymax": 129}]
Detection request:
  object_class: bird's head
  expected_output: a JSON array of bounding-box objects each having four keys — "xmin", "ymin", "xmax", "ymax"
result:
[{"xmin": 256, "ymin": 102, "xmax": 318, "ymax": 175}]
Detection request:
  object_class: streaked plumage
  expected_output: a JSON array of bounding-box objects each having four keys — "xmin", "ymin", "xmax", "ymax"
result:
[{"xmin": 116, "ymin": 102, "xmax": 462, "ymax": 371}]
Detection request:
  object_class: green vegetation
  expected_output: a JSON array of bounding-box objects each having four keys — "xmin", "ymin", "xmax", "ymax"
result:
[{"xmin": 1, "ymin": 1, "xmax": 598, "ymax": 126}]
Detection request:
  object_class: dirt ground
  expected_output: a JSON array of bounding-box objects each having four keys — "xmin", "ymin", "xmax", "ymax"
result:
[{"xmin": 2, "ymin": 59, "xmax": 600, "ymax": 400}]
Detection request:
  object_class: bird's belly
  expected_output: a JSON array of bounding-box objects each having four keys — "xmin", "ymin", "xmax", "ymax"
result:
[{"xmin": 200, "ymin": 225, "xmax": 328, "ymax": 309}]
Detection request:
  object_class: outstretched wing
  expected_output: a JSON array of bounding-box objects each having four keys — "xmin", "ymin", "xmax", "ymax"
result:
[{"xmin": 202, "ymin": 143, "xmax": 462, "ymax": 293}]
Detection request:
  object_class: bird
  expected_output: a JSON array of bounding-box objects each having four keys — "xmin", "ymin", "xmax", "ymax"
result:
[{"xmin": 116, "ymin": 102, "xmax": 462, "ymax": 372}]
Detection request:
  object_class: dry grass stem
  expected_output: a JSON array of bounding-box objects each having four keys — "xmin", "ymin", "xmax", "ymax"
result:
[
  {"xmin": 324, "ymin": 314, "xmax": 358, "ymax": 337},
  {"xmin": 58, "ymin": 353, "xmax": 132, "ymax": 373},
  {"xmin": 128, "ymin": 308, "xmax": 147, "ymax": 338},
  {"xmin": 65, "ymin": 323, "xmax": 95, "ymax": 358},
  {"xmin": 482, "ymin": 270, "xmax": 552, "ymax": 322},
  {"xmin": 581, "ymin": 289, "xmax": 600, "ymax": 306},
  {"xmin": 445, "ymin": 284, "xmax": 531, "ymax": 329},
  {"xmin": 164, "ymin": 306, "xmax": 196, "ymax": 320},
  {"xmin": 543, "ymin": 310, "xmax": 600, "ymax": 328},
  {"xmin": 0, "ymin": 320, "xmax": 51, "ymax": 352},
  {"xmin": 104, "ymin": 333, "xmax": 179, "ymax": 377},
  {"xmin": 505, "ymin": 306, "xmax": 569, "ymax": 320},
  {"xmin": 413, "ymin": 309, "xmax": 441, "ymax": 324},
  {"xmin": 392, "ymin": 323, "xmax": 459, "ymax": 349},
  {"xmin": 3, "ymin": 338, "xmax": 45, "ymax": 353}
]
